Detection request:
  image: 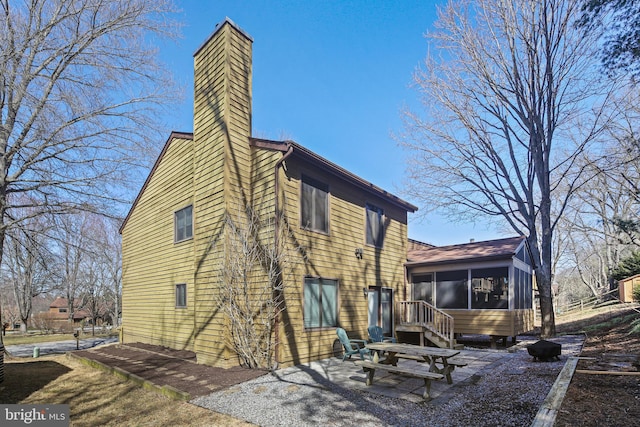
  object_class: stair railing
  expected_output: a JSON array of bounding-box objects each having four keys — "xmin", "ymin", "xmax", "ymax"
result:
[{"xmin": 397, "ymin": 300, "xmax": 455, "ymax": 348}]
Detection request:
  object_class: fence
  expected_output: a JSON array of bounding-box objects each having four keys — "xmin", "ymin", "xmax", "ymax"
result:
[{"xmin": 555, "ymin": 288, "xmax": 621, "ymax": 316}]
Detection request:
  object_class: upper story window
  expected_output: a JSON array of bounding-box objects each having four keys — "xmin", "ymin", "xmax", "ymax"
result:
[
  {"xmin": 175, "ymin": 205, "xmax": 193, "ymax": 242},
  {"xmin": 301, "ymin": 175, "xmax": 329, "ymax": 233},
  {"xmin": 366, "ymin": 203, "xmax": 384, "ymax": 248}
]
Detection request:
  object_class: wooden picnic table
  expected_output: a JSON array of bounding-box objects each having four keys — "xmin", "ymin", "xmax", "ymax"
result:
[{"xmin": 366, "ymin": 342, "xmax": 462, "ymax": 384}]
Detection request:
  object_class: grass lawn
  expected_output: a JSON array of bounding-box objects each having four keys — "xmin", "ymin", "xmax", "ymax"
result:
[
  {"xmin": 0, "ymin": 354, "xmax": 253, "ymax": 426},
  {"xmin": 2, "ymin": 333, "xmax": 77, "ymax": 346},
  {"xmin": 2, "ymin": 331, "xmax": 116, "ymax": 346},
  {"xmin": 555, "ymin": 303, "xmax": 640, "ymax": 333}
]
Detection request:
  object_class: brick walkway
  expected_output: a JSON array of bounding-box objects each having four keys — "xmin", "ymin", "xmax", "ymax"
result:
[{"xmin": 72, "ymin": 343, "xmax": 266, "ymax": 399}]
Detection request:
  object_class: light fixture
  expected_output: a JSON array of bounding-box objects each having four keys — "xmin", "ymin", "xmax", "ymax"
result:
[
  {"xmin": 355, "ymin": 248, "xmax": 363, "ymax": 259},
  {"xmin": 363, "ymin": 287, "xmax": 368, "ymax": 299}
]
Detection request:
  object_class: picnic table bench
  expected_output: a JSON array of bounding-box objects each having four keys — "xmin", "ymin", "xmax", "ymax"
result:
[
  {"xmin": 394, "ymin": 353, "xmax": 468, "ymax": 369},
  {"xmin": 367, "ymin": 342, "xmax": 463, "ymax": 384},
  {"xmin": 356, "ymin": 360, "xmax": 444, "ymax": 400}
]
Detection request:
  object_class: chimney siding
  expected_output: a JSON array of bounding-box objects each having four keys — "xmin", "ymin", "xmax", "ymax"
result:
[{"xmin": 192, "ymin": 19, "xmax": 253, "ymax": 365}]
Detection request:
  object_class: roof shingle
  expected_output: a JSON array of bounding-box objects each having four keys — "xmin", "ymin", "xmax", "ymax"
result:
[{"xmin": 407, "ymin": 236, "xmax": 526, "ymax": 266}]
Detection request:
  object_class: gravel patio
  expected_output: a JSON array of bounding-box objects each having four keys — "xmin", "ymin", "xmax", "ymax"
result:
[{"xmin": 71, "ymin": 335, "xmax": 585, "ymax": 426}]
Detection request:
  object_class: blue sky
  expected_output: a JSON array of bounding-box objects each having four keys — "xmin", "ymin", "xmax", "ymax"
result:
[{"xmin": 158, "ymin": 0, "xmax": 504, "ymax": 246}]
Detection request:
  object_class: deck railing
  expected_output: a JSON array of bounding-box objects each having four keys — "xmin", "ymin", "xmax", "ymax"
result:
[{"xmin": 397, "ymin": 300, "xmax": 455, "ymax": 348}]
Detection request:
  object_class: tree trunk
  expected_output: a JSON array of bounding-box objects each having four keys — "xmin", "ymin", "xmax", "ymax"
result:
[
  {"xmin": 539, "ymin": 191, "xmax": 557, "ymax": 337},
  {"xmin": 537, "ymin": 273, "xmax": 556, "ymax": 337}
]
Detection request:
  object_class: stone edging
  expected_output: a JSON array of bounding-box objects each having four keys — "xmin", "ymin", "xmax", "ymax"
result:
[{"xmin": 67, "ymin": 352, "xmax": 190, "ymax": 401}]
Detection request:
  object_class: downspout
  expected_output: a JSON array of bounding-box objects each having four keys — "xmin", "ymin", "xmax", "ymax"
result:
[{"xmin": 273, "ymin": 143, "xmax": 293, "ymax": 367}]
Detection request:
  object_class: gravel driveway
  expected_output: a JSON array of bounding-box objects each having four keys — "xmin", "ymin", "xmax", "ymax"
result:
[{"xmin": 193, "ymin": 335, "xmax": 584, "ymax": 427}]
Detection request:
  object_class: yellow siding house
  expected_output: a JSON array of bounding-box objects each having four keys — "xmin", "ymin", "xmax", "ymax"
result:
[{"xmin": 120, "ymin": 18, "xmax": 417, "ymax": 368}]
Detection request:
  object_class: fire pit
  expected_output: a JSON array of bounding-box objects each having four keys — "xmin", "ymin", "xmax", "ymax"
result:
[{"xmin": 527, "ymin": 340, "xmax": 561, "ymax": 362}]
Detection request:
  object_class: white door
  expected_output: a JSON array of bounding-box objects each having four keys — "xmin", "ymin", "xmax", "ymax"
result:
[
  {"xmin": 367, "ymin": 289, "xmax": 379, "ymax": 328},
  {"xmin": 368, "ymin": 287, "xmax": 394, "ymax": 335}
]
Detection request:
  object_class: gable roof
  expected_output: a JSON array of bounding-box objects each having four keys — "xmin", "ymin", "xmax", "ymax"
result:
[
  {"xmin": 618, "ymin": 273, "xmax": 640, "ymax": 282},
  {"xmin": 119, "ymin": 131, "xmax": 194, "ymax": 233},
  {"xmin": 407, "ymin": 236, "xmax": 527, "ymax": 267},
  {"xmin": 121, "ymin": 133, "xmax": 417, "ymax": 234},
  {"xmin": 250, "ymin": 137, "xmax": 417, "ymax": 213},
  {"xmin": 49, "ymin": 296, "xmax": 69, "ymax": 308}
]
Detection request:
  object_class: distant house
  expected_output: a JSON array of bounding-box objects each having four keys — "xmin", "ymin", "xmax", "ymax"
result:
[
  {"xmin": 119, "ymin": 18, "xmax": 417, "ymax": 368},
  {"xmin": 47, "ymin": 297, "xmax": 89, "ymax": 325},
  {"xmin": 400, "ymin": 236, "xmax": 535, "ymax": 347},
  {"xmin": 45, "ymin": 297, "xmax": 110, "ymax": 327}
]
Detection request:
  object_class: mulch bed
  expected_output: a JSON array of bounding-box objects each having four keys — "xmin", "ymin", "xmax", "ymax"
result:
[
  {"xmin": 554, "ymin": 308, "xmax": 640, "ymax": 427},
  {"xmin": 74, "ymin": 343, "xmax": 267, "ymax": 398}
]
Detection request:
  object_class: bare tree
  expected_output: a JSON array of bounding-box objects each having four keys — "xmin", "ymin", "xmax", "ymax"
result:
[
  {"xmin": 0, "ymin": 0, "xmax": 179, "ymax": 298},
  {"xmin": 52, "ymin": 213, "xmax": 88, "ymax": 322},
  {"xmin": 52, "ymin": 211, "xmax": 96, "ymax": 323},
  {"xmin": 0, "ymin": 0, "xmax": 177, "ymax": 349},
  {"xmin": 556, "ymin": 89, "xmax": 640, "ymax": 299},
  {"xmin": 97, "ymin": 218, "xmax": 122, "ymax": 328},
  {"xmin": 78, "ymin": 258, "xmax": 106, "ymax": 336},
  {"xmin": 561, "ymin": 162, "xmax": 639, "ymax": 295},
  {"xmin": 400, "ymin": 0, "xmax": 621, "ymax": 336},
  {"xmin": 4, "ymin": 215, "xmax": 55, "ymax": 332},
  {"xmin": 0, "ymin": 283, "xmax": 19, "ymax": 332},
  {"xmin": 554, "ymin": 265, "xmax": 597, "ymax": 309},
  {"xmin": 216, "ymin": 202, "xmax": 302, "ymax": 370},
  {"xmin": 50, "ymin": 212, "xmax": 121, "ymax": 333},
  {"xmin": 78, "ymin": 214, "xmax": 120, "ymax": 334}
]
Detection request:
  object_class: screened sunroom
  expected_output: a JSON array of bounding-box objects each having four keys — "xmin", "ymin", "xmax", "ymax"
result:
[{"xmin": 400, "ymin": 236, "xmax": 535, "ymax": 347}]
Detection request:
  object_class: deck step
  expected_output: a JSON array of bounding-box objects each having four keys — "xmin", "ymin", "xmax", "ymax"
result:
[
  {"xmin": 424, "ymin": 331, "xmax": 460, "ymax": 349},
  {"xmin": 395, "ymin": 325, "xmax": 461, "ymax": 349}
]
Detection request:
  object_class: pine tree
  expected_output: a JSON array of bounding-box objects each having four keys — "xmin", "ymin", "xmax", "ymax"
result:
[{"xmin": 612, "ymin": 252, "xmax": 640, "ymax": 280}]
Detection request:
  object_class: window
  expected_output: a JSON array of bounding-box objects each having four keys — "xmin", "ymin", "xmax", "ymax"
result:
[
  {"xmin": 412, "ymin": 274, "xmax": 434, "ymax": 305},
  {"xmin": 303, "ymin": 277, "xmax": 338, "ymax": 329},
  {"xmin": 471, "ymin": 267, "xmax": 509, "ymax": 309},
  {"xmin": 175, "ymin": 284, "xmax": 187, "ymax": 308},
  {"xmin": 59, "ymin": 308, "xmax": 67, "ymax": 313},
  {"xmin": 366, "ymin": 203, "xmax": 384, "ymax": 247},
  {"xmin": 514, "ymin": 267, "xmax": 533, "ymax": 309},
  {"xmin": 514, "ymin": 269, "xmax": 521, "ymax": 309},
  {"xmin": 301, "ymin": 175, "xmax": 329, "ymax": 233},
  {"xmin": 435, "ymin": 270, "xmax": 468, "ymax": 309},
  {"xmin": 175, "ymin": 205, "xmax": 193, "ymax": 242}
]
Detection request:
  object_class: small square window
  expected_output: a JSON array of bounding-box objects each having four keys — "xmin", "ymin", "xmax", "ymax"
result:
[
  {"xmin": 176, "ymin": 284, "xmax": 187, "ymax": 308},
  {"xmin": 175, "ymin": 205, "xmax": 193, "ymax": 242}
]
